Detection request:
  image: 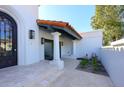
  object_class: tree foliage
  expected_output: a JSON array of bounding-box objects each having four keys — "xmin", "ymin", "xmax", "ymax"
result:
[{"xmin": 91, "ymin": 5, "xmax": 124, "ymax": 45}]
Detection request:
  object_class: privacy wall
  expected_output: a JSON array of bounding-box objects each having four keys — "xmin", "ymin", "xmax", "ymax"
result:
[
  {"xmin": 75, "ymin": 31, "xmax": 103, "ymax": 59},
  {"xmin": 101, "ymin": 47, "xmax": 124, "ymax": 86}
]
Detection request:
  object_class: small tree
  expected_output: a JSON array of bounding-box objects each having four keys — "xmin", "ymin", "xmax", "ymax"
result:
[{"xmin": 91, "ymin": 5, "xmax": 124, "ymax": 45}]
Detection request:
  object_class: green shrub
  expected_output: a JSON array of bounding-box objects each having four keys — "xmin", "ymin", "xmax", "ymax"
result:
[
  {"xmin": 92, "ymin": 56, "xmax": 99, "ymax": 71},
  {"xmin": 80, "ymin": 58, "xmax": 89, "ymax": 68}
]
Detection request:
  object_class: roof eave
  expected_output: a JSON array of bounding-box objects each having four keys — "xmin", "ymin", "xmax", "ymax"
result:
[{"xmin": 37, "ymin": 23, "xmax": 82, "ymax": 40}]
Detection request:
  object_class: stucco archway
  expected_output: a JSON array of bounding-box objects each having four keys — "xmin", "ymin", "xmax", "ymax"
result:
[
  {"xmin": 0, "ymin": 11, "xmax": 17, "ymax": 68},
  {"xmin": 0, "ymin": 5, "xmax": 26, "ymax": 65}
]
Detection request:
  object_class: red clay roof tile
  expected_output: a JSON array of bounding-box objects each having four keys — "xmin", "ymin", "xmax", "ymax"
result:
[
  {"xmin": 37, "ymin": 19, "xmax": 75, "ymax": 31},
  {"xmin": 37, "ymin": 19, "xmax": 82, "ymax": 39}
]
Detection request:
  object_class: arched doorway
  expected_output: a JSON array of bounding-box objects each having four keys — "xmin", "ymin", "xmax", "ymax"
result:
[{"xmin": 0, "ymin": 11, "xmax": 17, "ymax": 69}]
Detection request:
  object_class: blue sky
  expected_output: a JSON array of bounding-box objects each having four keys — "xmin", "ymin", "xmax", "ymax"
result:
[{"xmin": 39, "ymin": 5, "xmax": 95, "ymax": 32}]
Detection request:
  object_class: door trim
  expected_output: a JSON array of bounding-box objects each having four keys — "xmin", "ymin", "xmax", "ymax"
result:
[{"xmin": 0, "ymin": 11, "xmax": 18, "ymax": 68}]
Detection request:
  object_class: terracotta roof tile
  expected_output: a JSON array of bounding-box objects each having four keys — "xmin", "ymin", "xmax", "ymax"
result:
[
  {"xmin": 37, "ymin": 19, "xmax": 82, "ymax": 39},
  {"xmin": 37, "ymin": 19, "xmax": 76, "ymax": 31}
]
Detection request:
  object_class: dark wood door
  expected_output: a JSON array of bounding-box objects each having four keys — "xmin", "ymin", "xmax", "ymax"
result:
[
  {"xmin": 44, "ymin": 39, "xmax": 62, "ymax": 60},
  {"xmin": 0, "ymin": 11, "xmax": 17, "ymax": 69},
  {"xmin": 44, "ymin": 39, "xmax": 53, "ymax": 60}
]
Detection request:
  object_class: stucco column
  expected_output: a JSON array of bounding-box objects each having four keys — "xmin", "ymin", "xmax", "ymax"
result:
[
  {"xmin": 73, "ymin": 40, "xmax": 77, "ymax": 59},
  {"xmin": 52, "ymin": 32, "xmax": 61, "ymax": 60},
  {"xmin": 51, "ymin": 32, "xmax": 64, "ymax": 70}
]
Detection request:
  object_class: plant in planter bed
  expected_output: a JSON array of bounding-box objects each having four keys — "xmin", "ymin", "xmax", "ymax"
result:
[
  {"xmin": 92, "ymin": 55, "xmax": 99, "ymax": 71},
  {"xmin": 80, "ymin": 54, "xmax": 89, "ymax": 68},
  {"xmin": 80, "ymin": 58, "xmax": 89, "ymax": 68},
  {"xmin": 76, "ymin": 53, "xmax": 108, "ymax": 76}
]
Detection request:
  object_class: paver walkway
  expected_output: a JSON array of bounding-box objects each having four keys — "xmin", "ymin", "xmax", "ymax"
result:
[
  {"xmin": 0, "ymin": 59, "xmax": 113, "ymax": 87},
  {"xmin": 49, "ymin": 59, "xmax": 113, "ymax": 87},
  {"xmin": 0, "ymin": 60, "xmax": 63, "ymax": 87}
]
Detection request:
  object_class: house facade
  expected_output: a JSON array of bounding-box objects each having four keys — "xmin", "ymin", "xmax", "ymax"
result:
[{"xmin": 0, "ymin": 5, "xmax": 103, "ymax": 69}]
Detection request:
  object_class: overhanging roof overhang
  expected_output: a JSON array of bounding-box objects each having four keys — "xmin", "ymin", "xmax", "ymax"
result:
[{"xmin": 37, "ymin": 20, "xmax": 82, "ymax": 40}]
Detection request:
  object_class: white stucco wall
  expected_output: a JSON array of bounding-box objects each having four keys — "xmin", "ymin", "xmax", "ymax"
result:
[
  {"xmin": 75, "ymin": 30, "xmax": 103, "ymax": 59},
  {"xmin": 0, "ymin": 5, "xmax": 40, "ymax": 65},
  {"xmin": 61, "ymin": 36, "xmax": 73, "ymax": 57},
  {"xmin": 101, "ymin": 47, "xmax": 124, "ymax": 86}
]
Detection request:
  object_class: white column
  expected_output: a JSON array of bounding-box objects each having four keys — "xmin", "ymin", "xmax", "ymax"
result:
[
  {"xmin": 52, "ymin": 32, "xmax": 60, "ymax": 61},
  {"xmin": 73, "ymin": 40, "xmax": 77, "ymax": 59},
  {"xmin": 51, "ymin": 32, "xmax": 64, "ymax": 70}
]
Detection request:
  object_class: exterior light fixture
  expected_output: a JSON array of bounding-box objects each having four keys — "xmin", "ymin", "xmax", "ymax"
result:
[
  {"xmin": 29, "ymin": 30, "xmax": 35, "ymax": 39},
  {"xmin": 41, "ymin": 38, "xmax": 44, "ymax": 44},
  {"xmin": 61, "ymin": 42, "xmax": 64, "ymax": 46}
]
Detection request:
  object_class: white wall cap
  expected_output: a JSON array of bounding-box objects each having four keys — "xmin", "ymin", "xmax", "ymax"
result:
[
  {"xmin": 79, "ymin": 30, "xmax": 103, "ymax": 38},
  {"xmin": 111, "ymin": 38, "xmax": 124, "ymax": 46}
]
